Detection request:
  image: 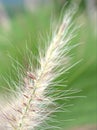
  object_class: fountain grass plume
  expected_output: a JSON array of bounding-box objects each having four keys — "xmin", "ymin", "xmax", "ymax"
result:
[{"xmin": 0, "ymin": 6, "xmax": 79, "ymax": 130}]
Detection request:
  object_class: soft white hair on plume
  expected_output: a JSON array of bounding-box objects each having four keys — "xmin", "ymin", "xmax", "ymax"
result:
[{"xmin": 0, "ymin": 6, "xmax": 79, "ymax": 130}]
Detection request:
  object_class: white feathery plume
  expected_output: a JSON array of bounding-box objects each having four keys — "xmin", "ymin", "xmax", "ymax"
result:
[{"xmin": 0, "ymin": 6, "xmax": 78, "ymax": 130}]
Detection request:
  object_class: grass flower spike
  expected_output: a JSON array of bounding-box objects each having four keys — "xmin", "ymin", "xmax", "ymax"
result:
[{"xmin": 0, "ymin": 6, "xmax": 78, "ymax": 130}]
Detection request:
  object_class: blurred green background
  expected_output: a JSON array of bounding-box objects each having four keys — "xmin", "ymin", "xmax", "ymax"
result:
[{"xmin": 0, "ymin": 0, "xmax": 97, "ymax": 129}]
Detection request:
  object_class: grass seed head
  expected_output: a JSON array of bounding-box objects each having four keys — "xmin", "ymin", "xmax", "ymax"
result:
[{"xmin": 0, "ymin": 5, "xmax": 79, "ymax": 130}]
